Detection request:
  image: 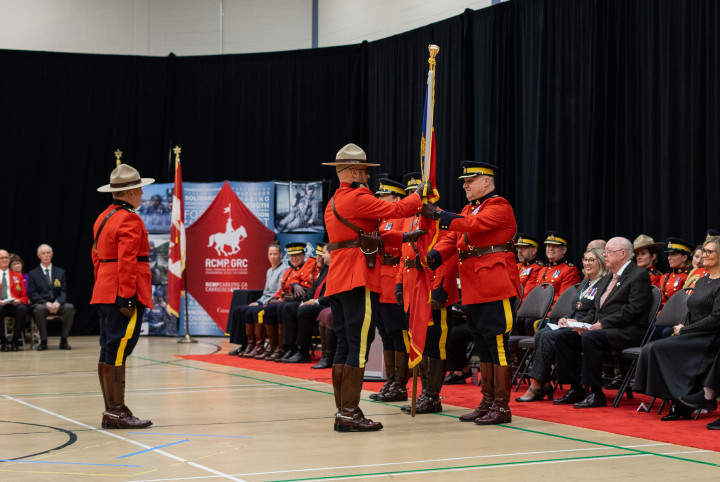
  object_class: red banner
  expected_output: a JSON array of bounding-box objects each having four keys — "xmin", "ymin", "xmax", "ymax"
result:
[{"xmin": 186, "ymin": 182, "xmax": 274, "ymax": 331}]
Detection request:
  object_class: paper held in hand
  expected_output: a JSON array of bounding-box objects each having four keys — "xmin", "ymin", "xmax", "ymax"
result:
[{"xmin": 547, "ymin": 320, "xmax": 592, "ymax": 331}]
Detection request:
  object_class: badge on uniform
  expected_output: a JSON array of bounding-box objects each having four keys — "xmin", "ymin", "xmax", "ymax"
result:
[
  {"xmin": 472, "ymin": 206, "xmax": 481, "ymax": 215},
  {"xmin": 553, "ymin": 270, "xmax": 561, "ymax": 278},
  {"xmin": 384, "ymin": 223, "xmax": 393, "ymax": 230},
  {"xmin": 521, "ymin": 267, "xmax": 532, "ymax": 276},
  {"xmin": 54, "ymin": 278, "xmax": 61, "ymax": 288},
  {"xmin": 673, "ymin": 277, "xmax": 680, "ymax": 287}
]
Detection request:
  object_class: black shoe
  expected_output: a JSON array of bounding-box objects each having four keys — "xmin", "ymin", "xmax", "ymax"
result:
[
  {"xmin": 680, "ymin": 390, "xmax": 718, "ymax": 411},
  {"xmin": 37, "ymin": 341, "xmax": 48, "ymax": 351},
  {"xmin": 553, "ymin": 387, "xmax": 586, "ymax": 405},
  {"xmin": 10, "ymin": 340, "xmax": 20, "ymax": 352},
  {"xmin": 277, "ymin": 348, "xmax": 297, "ymax": 363},
  {"xmin": 661, "ymin": 402, "xmax": 693, "ymax": 421},
  {"xmin": 0, "ymin": 341, "xmax": 7, "ymax": 352},
  {"xmin": 59, "ymin": 338, "xmax": 72, "ymax": 350},
  {"xmin": 516, "ymin": 383, "xmax": 554, "ymax": 402},
  {"xmin": 311, "ymin": 356, "xmax": 332, "ymax": 369},
  {"xmin": 285, "ymin": 351, "xmax": 311, "ymax": 363},
  {"xmin": 573, "ymin": 391, "xmax": 607, "ymax": 408},
  {"xmin": 443, "ymin": 372, "xmax": 470, "ymax": 385},
  {"xmin": 228, "ymin": 347, "xmax": 242, "ymax": 356},
  {"xmin": 707, "ymin": 417, "xmax": 720, "ymax": 430}
]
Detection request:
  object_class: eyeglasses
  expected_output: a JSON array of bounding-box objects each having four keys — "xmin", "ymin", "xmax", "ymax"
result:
[
  {"xmin": 702, "ymin": 249, "xmax": 717, "ymax": 256},
  {"xmin": 582, "ymin": 257, "xmax": 597, "ymax": 263},
  {"xmin": 602, "ymin": 249, "xmax": 624, "ymax": 256}
]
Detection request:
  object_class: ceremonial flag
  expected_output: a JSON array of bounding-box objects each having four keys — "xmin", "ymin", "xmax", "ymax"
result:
[
  {"xmin": 407, "ymin": 45, "xmax": 441, "ymax": 368},
  {"xmin": 167, "ymin": 151, "xmax": 186, "ymax": 317}
]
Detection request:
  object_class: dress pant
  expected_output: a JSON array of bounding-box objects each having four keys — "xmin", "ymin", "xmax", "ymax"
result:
[
  {"xmin": 463, "ymin": 298, "xmax": 516, "ymax": 366},
  {"xmin": 329, "ymin": 287, "xmax": 378, "ymax": 368},
  {"xmin": 377, "ymin": 302, "xmax": 406, "ymax": 351},
  {"xmin": 97, "ymin": 304, "xmax": 146, "ymax": 366},
  {"xmin": 228, "ymin": 304, "xmax": 254, "ymax": 344},
  {"xmin": 0, "ymin": 302, "xmax": 28, "ymax": 342},
  {"xmin": 31, "ymin": 303, "xmax": 75, "ymax": 341},
  {"xmin": 296, "ymin": 303, "xmax": 323, "ymax": 350},
  {"xmin": 529, "ymin": 327, "xmax": 580, "ymax": 382},
  {"xmin": 424, "ymin": 307, "xmax": 450, "ymax": 360},
  {"xmin": 281, "ymin": 301, "xmax": 302, "ymax": 345},
  {"xmin": 446, "ymin": 319, "xmax": 474, "ymax": 371}
]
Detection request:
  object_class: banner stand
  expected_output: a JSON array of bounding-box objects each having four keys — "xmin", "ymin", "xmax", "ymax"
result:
[{"xmin": 178, "ymin": 276, "xmax": 197, "ymax": 343}]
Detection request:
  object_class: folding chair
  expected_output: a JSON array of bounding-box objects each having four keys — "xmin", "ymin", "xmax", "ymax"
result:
[
  {"xmin": 610, "ymin": 285, "xmax": 662, "ymax": 407},
  {"xmin": 509, "ymin": 283, "xmax": 554, "ymax": 386},
  {"xmin": 514, "ymin": 283, "xmax": 580, "ymax": 390}
]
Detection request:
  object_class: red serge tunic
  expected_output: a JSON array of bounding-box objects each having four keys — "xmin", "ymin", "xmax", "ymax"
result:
[{"xmin": 324, "ymin": 182, "xmax": 423, "ymax": 297}]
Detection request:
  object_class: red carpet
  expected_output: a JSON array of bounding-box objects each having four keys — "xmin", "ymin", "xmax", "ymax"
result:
[{"xmin": 178, "ymin": 354, "xmax": 720, "ymax": 452}]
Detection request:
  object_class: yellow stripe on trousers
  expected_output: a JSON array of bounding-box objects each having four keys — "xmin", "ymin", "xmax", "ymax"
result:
[
  {"xmin": 258, "ymin": 310, "xmax": 265, "ymax": 324},
  {"xmin": 439, "ymin": 307, "xmax": 448, "ymax": 360},
  {"xmin": 402, "ymin": 329, "xmax": 410, "ymax": 353},
  {"xmin": 495, "ymin": 298, "xmax": 514, "ymax": 367},
  {"xmin": 358, "ymin": 288, "xmax": 373, "ymax": 368},
  {"xmin": 115, "ymin": 307, "xmax": 138, "ymax": 366}
]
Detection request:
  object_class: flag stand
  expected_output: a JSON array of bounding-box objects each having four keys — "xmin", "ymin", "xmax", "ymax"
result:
[
  {"xmin": 178, "ymin": 282, "xmax": 196, "ymax": 344},
  {"xmin": 410, "ymin": 365, "xmax": 419, "ymax": 417}
]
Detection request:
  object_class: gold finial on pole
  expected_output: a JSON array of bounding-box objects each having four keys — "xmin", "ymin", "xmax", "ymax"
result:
[
  {"xmin": 114, "ymin": 149, "xmax": 123, "ymax": 166},
  {"xmin": 428, "ymin": 44, "xmax": 440, "ymax": 70},
  {"xmin": 173, "ymin": 145, "xmax": 181, "ymax": 160}
]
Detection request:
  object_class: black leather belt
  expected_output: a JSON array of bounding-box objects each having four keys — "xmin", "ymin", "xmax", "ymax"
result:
[
  {"xmin": 403, "ymin": 258, "xmax": 423, "ymax": 270},
  {"xmin": 458, "ymin": 241, "xmax": 514, "ymax": 261},
  {"xmin": 100, "ymin": 256, "xmax": 150, "ymax": 263},
  {"xmin": 382, "ymin": 255, "xmax": 400, "ymax": 265},
  {"xmin": 326, "ymin": 238, "xmax": 361, "ymax": 251}
]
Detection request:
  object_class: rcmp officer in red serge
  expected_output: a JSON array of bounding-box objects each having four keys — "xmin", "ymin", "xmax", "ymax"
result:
[
  {"xmin": 515, "ymin": 233, "xmax": 544, "ymax": 302},
  {"xmin": 424, "ymin": 161, "xmax": 521, "ymax": 425},
  {"xmin": 91, "ymin": 163, "xmax": 154, "ymax": 429},
  {"xmin": 661, "ymin": 237, "xmax": 692, "ymax": 305},
  {"xmin": 323, "ymin": 144, "xmax": 425, "ymax": 432}
]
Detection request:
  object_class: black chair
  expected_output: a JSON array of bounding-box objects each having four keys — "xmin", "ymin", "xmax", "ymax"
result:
[
  {"xmin": 225, "ymin": 289, "xmax": 263, "ymax": 344},
  {"xmin": 610, "ymin": 285, "xmax": 663, "ymax": 407},
  {"xmin": 514, "ymin": 283, "xmax": 580, "ymax": 390},
  {"xmin": 509, "ymin": 283, "xmax": 554, "ymax": 386}
]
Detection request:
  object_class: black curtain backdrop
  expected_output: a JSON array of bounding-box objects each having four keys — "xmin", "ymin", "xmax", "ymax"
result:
[{"xmin": 1, "ymin": 0, "xmax": 718, "ymax": 334}]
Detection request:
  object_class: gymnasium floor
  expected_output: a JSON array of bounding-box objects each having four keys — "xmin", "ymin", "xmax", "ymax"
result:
[{"xmin": 2, "ymin": 337, "xmax": 719, "ymax": 481}]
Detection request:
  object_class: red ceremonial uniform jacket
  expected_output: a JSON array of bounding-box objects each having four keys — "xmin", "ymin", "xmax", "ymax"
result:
[
  {"xmin": 517, "ymin": 258, "xmax": 544, "ymax": 301},
  {"xmin": 646, "ymin": 266, "xmax": 663, "ymax": 288},
  {"xmin": 378, "ymin": 217, "xmax": 404, "ymax": 304},
  {"xmin": 272, "ymin": 264, "xmax": 304, "ymax": 299},
  {"xmin": 431, "ymin": 241, "xmax": 460, "ymax": 308},
  {"xmin": 684, "ymin": 267, "xmax": 708, "ymax": 289},
  {"xmin": 660, "ymin": 268, "xmax": 688, "ymax": 305},
  {"xmin": 431, "ymin": 193, "xmax": 520, "ymax": 305},
  {"xmin": 534, "ymin": 258, "xmax": 580, "ymax": 305},
  {"xmin": 396, "ymin": 214, "xmax": 428, "ymax": 312},
  {"xmin": 289, "ymin": 257, "xmax": 319, "ymax": 290},
  {"xmin": 91, "ymin": 201, "xmax": 153, "ymax": 308},
  {"xmin": 3, "ymin": 270, "xmax": 28, "ymax": 304},
  {"xmin": 324, "ymin": 182, "xmax": 423, "ymax": 297}
]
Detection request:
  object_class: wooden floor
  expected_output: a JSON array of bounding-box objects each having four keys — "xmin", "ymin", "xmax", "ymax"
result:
[{"xmin": 1, "ymin": 336, "xmax": 719, "ymax": 481}]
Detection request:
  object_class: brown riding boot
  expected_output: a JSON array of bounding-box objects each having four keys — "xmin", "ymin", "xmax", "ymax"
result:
[
  {"xmin": 371, "ymin": 350, "xmax": 396, "ymax": 400},
  {"xmin": 100, "ymin": 364, "xmax": 152, "ymax": 429},
  {"xmin": 475, "ymin": 364, "xmax": 512, "ymax": 425},
  {"xmin": 256, "ymin": 324, "xmax": 278, "ymax": 359},
  {"xmin": 332, "ymin": 363, "xmax": 344, "ymax": 412},
  {"xmin": 312, "ymin": 324, "xmax": 334, "ymax": 369},
  {"xmin": 267, "ymin": 324, "xmax": 286, "ymax": 361},
  {"xmin": 334, "ymin": 365, "xmax": 383, "ymax": 432},
  {"xmin": 98, "ymin": 362, "xmax": 109, "ymax": 411},
  {"xmin": 412, "ymin": 358, "xmax": 446, "ymax": 414},
  {"xmin": 401, "ymin": 356, "xmax": 429, "ymax": 412},
  {"xmin": 460, "ymin": 362, "xmax": 494, "ymax": 421},
  {"xmin": 240, "ymin": 323, "xmax": 256, "ymax": 357},
  {"xmin": 245, "ymin": 324, "xmax": 266, "ymax": 357}
]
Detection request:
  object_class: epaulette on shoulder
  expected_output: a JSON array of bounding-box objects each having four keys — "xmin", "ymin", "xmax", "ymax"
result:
[
  {"xmin": 566, "ymin": 262, "xmax": 575, "ymax": 267},
  {"xmin": 535, "ymin": 259, "xmax": 545, "ymax": 267}
]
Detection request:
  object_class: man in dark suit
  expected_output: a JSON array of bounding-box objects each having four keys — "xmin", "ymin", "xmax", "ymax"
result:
[
  {"xmin": 27, "ymin": 244, "xmax": 75, "ymax": 350},
  {"xmin": 554, "ymin": 236, "xmax": 652, "ymax": 408}
]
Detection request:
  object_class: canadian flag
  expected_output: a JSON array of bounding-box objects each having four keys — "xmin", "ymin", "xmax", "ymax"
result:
[{"xmin": 167, "ymin": 155, "xmax": 186, "ymax": 317}]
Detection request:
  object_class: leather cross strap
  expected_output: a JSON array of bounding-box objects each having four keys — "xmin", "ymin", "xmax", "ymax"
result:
[
  {"xmin": 93, "ymin": 205, "xmax": 132, "ymax": 255},
  {"xmin": 458, "ymin": 240, "xmax": 515, "ymax": 261}
]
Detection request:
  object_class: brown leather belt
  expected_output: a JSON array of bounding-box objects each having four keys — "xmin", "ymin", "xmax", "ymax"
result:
[
  {"xmin": 326, "ymin": 238, "xmax": 361, "ymax": 252},
  {"xmin": 404, "ymin": 258, "xmax": 423, "ymax": 270},
  {"xmin": 382, "ymin": 255, "xmax": 400, "ymax": 265},
  {"xmin": 458, "ymin": 241, "xmax": 514, "ymax": 261},
  {"xmin": 100, "ymin": 256, "xmax": 150, "ymax": 263}
]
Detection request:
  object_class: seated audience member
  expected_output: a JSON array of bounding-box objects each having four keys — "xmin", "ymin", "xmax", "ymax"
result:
[
  {"xmin": 632, "ymin": 235, "xmax": 664, "ymax": 288},
  {"xmin": 586, "ymin": 239, "xmax": 607, "ymax": 252},
  {"xmin": 256, "ymin": 242, "xmax": 317, "ymax": 361},
  {"xmin": 443, "ymin": 310, "xmax": 474, "ymax": 384},
  {"xmin": 312, "ymin": 306, "xmax": 336, "ymax": 369},
  {"xmin": 521, "ymin": 231, "xmax": 580, "ymax": 333},
  {"xmin": 515, "ymin": 247, "xmax": 608, "ymax": 402},
  {"xmin": 516, "ymin": 233, "xmax": 544, "ymax": 302},
  {"xmin": 684, "ymin": 230, "xmax": 718, "ymax": 289},
  {"xmin": 280, "ymin": 243, "xmax": 330, "ymax": 363},
  {"xmin": 227, "ymin": 241, "xmax": 286, "ymax": 356},
  {"xmin": 660, "ymin": 237, "xmax": 692, "ymax": 305},
  {"xmin": 634, "ymin": 236, "xmax": 720, "ymax": 421},
  {"xmin": 27, "ymin": 244, "xmax": 75, "ymax": 350},
  {"xmin": 9, "ymin": 254, "xmax": 29, "ymax": 290},
  {"xmin": 681, "ymin": 347, "xmax": 720, "ymax": 429},
  {"xmin": 553, "ymin": 237, "xmax": 652, "ymax": 408},
  {"xmin": 0, "ymin": 248, "xmax": 29, "ymax": 351}
]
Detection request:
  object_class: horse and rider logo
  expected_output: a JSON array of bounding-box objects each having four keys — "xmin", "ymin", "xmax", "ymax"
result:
[{"xmin": 208, "ymin": 204, "xmax": 248, "ymax": 256}]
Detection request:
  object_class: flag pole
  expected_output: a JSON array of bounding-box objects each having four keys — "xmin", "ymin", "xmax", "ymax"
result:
[
  {"xmin": 411, "ymin": 43, "xmax": 439, "ymax": 417},
  {"xmin": 173, "ymin": 145, "xmax": 196, "ymax": 344}
]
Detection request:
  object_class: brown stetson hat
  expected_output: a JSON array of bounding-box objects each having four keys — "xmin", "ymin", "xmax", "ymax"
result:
[
  {"xmin": 322, "ymin": 143, "xmax": 380, "ymax": 167},
  {"xmin": 97, "ymin": 164, "xmax": 155, "ymax": 193},
  {"xmin": 632, "ymin": 234, "xmax": 664, "ymax": 254}
]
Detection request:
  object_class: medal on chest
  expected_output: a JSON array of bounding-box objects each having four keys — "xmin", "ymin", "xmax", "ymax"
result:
[{"xmin": 552, "ymin": 270, "xmax": 561, "ymax": 279}]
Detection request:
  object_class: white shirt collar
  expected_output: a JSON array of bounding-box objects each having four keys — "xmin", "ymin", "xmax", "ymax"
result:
[{"xmin": 614, "ymin": 260, "xmax": 632, "ymax": 277}]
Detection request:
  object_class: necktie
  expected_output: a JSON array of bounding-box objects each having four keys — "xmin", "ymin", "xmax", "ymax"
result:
[
  {"xmin": 45, "ymin": 268, "xmax": 51, "ymax": 285},
  {"xmin": 599, "ymin": 273, "xmax": 619, "ymax": 308},
  {"xmin": 313, "ymin": 277, "xmax": 327, "ymax": 299},
  {"xmin": 1, "ymin": 272, "xmax": 7, "ymax": 299}
]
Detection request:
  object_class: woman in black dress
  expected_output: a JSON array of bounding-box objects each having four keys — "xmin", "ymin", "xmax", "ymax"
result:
[{"xmin": 633, "ymin": 236, "xmax": 720, "ymax": 420}]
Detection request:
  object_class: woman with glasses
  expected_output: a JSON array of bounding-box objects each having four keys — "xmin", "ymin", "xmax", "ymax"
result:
[
  {"xmin": 633, "ymin": 236, "xmax": 720, "ymax": 421},
  {"xmin": 515, "ymin": 247, "xmax": 608, "ymax": 402}
]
